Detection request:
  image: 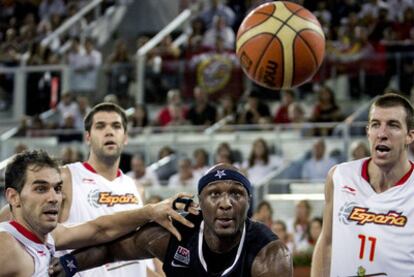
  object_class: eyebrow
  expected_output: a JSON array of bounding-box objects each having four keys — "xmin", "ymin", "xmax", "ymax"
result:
[{"xmin": 32, "ymin": 180, "xmax": 63, "ymax": 186}]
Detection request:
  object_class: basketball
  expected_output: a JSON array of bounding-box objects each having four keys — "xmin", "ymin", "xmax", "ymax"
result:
[{"xmin": 236, "ymin": 1, "xmax": 326, "ymax": 90}]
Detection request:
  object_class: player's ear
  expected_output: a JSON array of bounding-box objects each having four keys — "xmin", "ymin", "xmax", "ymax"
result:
[
  {"xmin": 5, "ymin": 188, "xmax": 20, "ymax": 208},
  {"xmin": 406, "ymin": 129, "xmax": 414, "ymax": 145},
  {"xmin": 84, "ymin": 131, "xmax": 91, "ymax": 145}
]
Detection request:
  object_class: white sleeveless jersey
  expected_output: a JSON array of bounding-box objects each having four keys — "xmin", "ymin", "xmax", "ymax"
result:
[
  {"xmin": 0, "ymin": 221, "xmax": 55, "ymax": 277},
  {"xmin": 61, "ymin": 162, "xmax": 147, "ymax": 277},
  {"xmin": 331, "ymin": 158, "xmax": 414, "ymax": 277}
]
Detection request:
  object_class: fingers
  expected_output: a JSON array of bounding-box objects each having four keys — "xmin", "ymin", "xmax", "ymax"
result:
[{"xmin": 169, "ymin": 209, "xmax": 194, "ymax": 228}]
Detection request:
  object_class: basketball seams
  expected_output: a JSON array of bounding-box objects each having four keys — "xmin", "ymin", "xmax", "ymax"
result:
[
  {"xmin": 296, "ymin": 31, "xmax": 321, "ymax": 66},
  {"xmin": 252, "ymin": 7, "xmax": 298, "ymax": 82}
]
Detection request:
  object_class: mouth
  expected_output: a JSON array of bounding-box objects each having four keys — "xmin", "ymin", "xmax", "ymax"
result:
[
  {"xmin": 375, "ymin": 144, "xmax": 391, "ymax": 155},
  {"xmin": 43, "ymin": 208, "xmax": 59, "ymax": 220},
  {"xmin": 104, "ymin": 141, "xmax": 117, "ymax": 147},
  {"xmin": 215, "ymin": 217, "xmax": 234, "ymax": 228}
]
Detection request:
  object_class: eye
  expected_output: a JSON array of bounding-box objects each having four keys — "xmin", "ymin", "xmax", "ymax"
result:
[
  {"xmin": 209, "ymin": 191, "xmax": 220, "ymax": 198},
  {"xmin": 35, "ymin": 186, "xmax": 48, "ymax": 193},
  {"xmin": 54, "ymin": 185, "xmax": 63, "ymax": 194}
]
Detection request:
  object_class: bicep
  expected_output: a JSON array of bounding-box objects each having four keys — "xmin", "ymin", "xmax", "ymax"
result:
[
  {"xmin": 251, "ymin": 240, "xmax": 292, "ymax": 277},
  {"xmin": 108, "ymin": 223, "xmax": 171, "ymax": 261}
]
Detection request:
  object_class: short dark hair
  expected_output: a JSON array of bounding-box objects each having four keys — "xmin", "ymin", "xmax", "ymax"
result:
[
  {"xmin": 84, "ymin": 102, "xmax": 128, "ymax": 132},
  {"xmin": 5, "ymin": 150, "xmax": 60, "ymax": 193},
  {"xmin": 369, "ymin": 93, "xmax": 414, "ymax": 130}
]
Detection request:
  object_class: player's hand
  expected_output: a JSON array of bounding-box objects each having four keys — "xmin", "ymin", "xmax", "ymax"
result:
[
  {"xmin": 48, "ymin": 257, "xmax": 64, "ymax": 277},
  {"xmin": 149, "ymin": 192, "xmax": 199, "ymax": 241}
]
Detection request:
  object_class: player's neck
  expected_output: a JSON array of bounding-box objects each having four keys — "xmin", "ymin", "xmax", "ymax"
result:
[
  {"xmin": 11, "ymin": 218, "xmax": 47, "ymax": 244},
  {"xmin": 86, "ymin": 156, "xmax": 120, "ymax": 181},
  {"xmin": 203, "ymin": 229, "xmax": 242, "ymax": 254},
  {"xmin": 368, "ymin": 159, "xmax": 412, "ymax": 193}
]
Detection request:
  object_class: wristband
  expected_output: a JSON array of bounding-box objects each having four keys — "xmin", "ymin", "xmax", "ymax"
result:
[{"xmin": 59, "ymin": 253, "xmax": 78, "ymax": 277}]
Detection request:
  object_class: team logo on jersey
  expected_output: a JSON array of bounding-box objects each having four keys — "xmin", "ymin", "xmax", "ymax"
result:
[
  {"xmin": 87, "ymin": 190, "xmax": 138, "ymax": 207},
  {"xmin": 338, "ymin": 202, "xmax": 358, "ymax": 225},
  {"xmin": 348, "ymin": 207, "xmax": 407, "ymax": 227},
  {"xmin": 173, "ymin": 246, "xmax": 190, "ymax": 265}
]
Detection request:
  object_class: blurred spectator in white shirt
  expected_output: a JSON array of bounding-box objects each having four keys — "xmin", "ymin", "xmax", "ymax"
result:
[
  {"xmin": 203, "ymin": 15, "xmax": 235, "ymax": 50},
  {"xmin": 56, "ymin": 91, "xmax": 81, "ymax": 129},
  {"xmin": 301, "ymin": 138, "xmax": 337, "ymax": 181},
  {"xmin": 168, "ymin": 158, "xmax": 197, "ymax": 188},
  {"xmin": 126, "ymin": 153, "xmax": 161, "ymax": 188},
  {"xmin": 192, "ymin": 148, "xmax": 210, "ymax": 179},
  {"xmin": 242, "ymin": 138, "xmax": 283, "ymax": 185}
]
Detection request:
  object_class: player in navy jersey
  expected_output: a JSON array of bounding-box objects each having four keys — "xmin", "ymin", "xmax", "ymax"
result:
[{"xmin": 50, "ymin": 163, "xmax": 292, "ymax": 277}]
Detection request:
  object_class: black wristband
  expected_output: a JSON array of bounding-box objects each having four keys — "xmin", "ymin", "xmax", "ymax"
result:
[
  {"xmin": 59, "ymin": 253, "xmax": 78, "ymax": 277},
  {"xmin": 172, "ymin": 197, "xmax": 193, "ymax": 211}
]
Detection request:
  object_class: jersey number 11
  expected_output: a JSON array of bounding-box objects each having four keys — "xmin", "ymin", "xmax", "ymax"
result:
[{"xmin": 358, "ymin": 234, "xmax": 377, "ymax": 262}]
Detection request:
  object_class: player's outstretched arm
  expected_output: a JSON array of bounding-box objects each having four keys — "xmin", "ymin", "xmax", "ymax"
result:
[
  {"xmin": 311, "ymin": 166, "xmax": 335, "ymax": 277},
  {"xmin": 251, "ymin": 240, "xmax": 292, "ymax": 277},
  {"xmin": 49, "ymin": 223, "xmax": 171, "ymax": 277},
  {"xmin": 52, "ymin": 193, "xmax": 197, "ymax": 250}
]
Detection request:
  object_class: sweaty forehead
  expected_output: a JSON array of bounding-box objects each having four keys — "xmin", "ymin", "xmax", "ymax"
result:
[
  {"xmin": 92, "ymin": 111, "xmax": 122, "ymax": 124},
  {"xmin": 206, "ymin": 180, "xmax": 246, "ymax": 191},
  {"xmin": 370, "ymin": 106, "xmax": 406, "ymax": 121}
]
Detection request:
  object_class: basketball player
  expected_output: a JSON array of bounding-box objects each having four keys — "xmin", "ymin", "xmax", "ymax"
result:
[
  {"xmin": 0, "ymin": 150, "xmax": 196, "ymax": 276},
  {"xmin": 50, "ymin": 163, "xmax": 292, "ymax": 277},
  {"xmin": 0, "ymin": 102, "xmax": 176, "ymax": 276},
  {"xmin": 312, "ymin": 93, "xmax": 414, "ymax": 276}
]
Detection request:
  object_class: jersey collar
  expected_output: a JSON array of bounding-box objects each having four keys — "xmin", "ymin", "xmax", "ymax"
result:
[
  {"xmin": 361, "ymin": 158, "xmax": 414, "ymax": 187},
  {"xmin": 10, "ymin": 220, "xmax": 43, "ymax": 244},
  {"xmin": 82, "ymin": 162, "xmax": 122, "ymax": 177},
  {"xmin": 198, "ymin": 221, "xmax": 246, "ymax": 276}
]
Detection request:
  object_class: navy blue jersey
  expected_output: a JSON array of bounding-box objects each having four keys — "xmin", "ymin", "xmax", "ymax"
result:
[{"xmin": 163, "ymin": 213, "xmax": 278, "ymax": 277}]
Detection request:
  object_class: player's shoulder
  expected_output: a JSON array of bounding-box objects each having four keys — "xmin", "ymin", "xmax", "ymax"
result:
[
  {"xmin": 0, "ymin": 231, "xmax": 24, "ymax": 259},
  {"xmin": 251, "ymin": 240, "xmax": 292, "ymax": 276},
  {"xmin": 0, "ymin": 231, "xmax": 33, "ymax": 275}
]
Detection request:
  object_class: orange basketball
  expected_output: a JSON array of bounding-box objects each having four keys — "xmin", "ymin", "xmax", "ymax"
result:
[{"xmin": 236, "ymin": 1, "xmax": 326, "ymax": 90}]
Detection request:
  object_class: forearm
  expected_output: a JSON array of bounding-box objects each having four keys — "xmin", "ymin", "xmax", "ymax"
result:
[
  {"xmin": 92, "ymin": 204, "xmax": 153, "ymax": 242},
  {"xmin": 311, "ymin": 237, "xmax": 331, "ymax": 277}
]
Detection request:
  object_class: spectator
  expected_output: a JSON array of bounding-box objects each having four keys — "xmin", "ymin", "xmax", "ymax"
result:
[
  {"xmin": 158, "ymin": 146, "xmax": 175, "ymax": 160},
  {"xmin": 168, "ymin": 158, "xmax": 197, "ymax": 188},
  {"xmin": 217, "ymin": 94, "xmax": 239, "ymax": 124},
  {"xmin": 157, "ymin": 89, "xmax": 188, "ymax": 126},
  {"xmin": 301, "ymin": 138, "xmax": 337, "ymax": 181},
  {"xmin": 214, "ymin": 142, "xmax": 241, "ymax": 165},
  {"xmin": 287, "ymin": 200, "xmax": 312, "ymax": 254},
  {"xmin": 349, "ymin": 140, "xmax": 370, "ymax": 160},
  {"xmin": 69, "ymin": 38, "xmax": 102, "ymax": 102},
  {"xmin": 186, "ymin": 86, "xmax": 217, "ymax": 126},
  {"xmin": 56, "ymin": 91, "xmax": 81, "ymax": 128},
  {"xmin": 202, "ymin": 14, "xmax": 235, "ymax": 50},
  {"xmin": 126, "ymin": 153, "xmax": 161, "ymax": 200},
  {"xmin": 38, "ymin": 0, "xmax": 66, "ymax": 21},
  {"xmin": 274, "ymin": 90, "xmax": 295, "ymax": 124},
  {"xmin": 310, "ymin": 85, "xmax": 342, "ymax": 136},
  {"xmin": 242, "ymin": 138, "xmax": 283, "ymax": 185},
  {"xmin": 129, "ymin": 103, "xmax": 149, "ymax": 129},
  {"xmin": 252, "ymin": 200, "xmax": 273, "ymax": 227},
  {"xmin": 60, "ymin": 145, "xmax": 82, "ymax": 164},
  {"xmin": 272, "ymin": 220, "xmax": 294, "ymax": 253},
  {"xmin": 238, "ymin": 90, "xmax": 271, "ymax": 125},
  {"xmin": 192, "ymin": 148, "xmax": 210, "ymax": 178},
  {"xmin": 76, "ymin": 95, "xmax": 91, "ymax": 129},
  {"xmin": 185, "ymin": 16, "xmax": 207, "ymax": 55},
  {"xmin": 106, "ymin": 38, "xmax": 133, "ymax": 107},
  {"xmin": 200, "ymin": 0, "xmax": 236, "ymax": 28}
]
